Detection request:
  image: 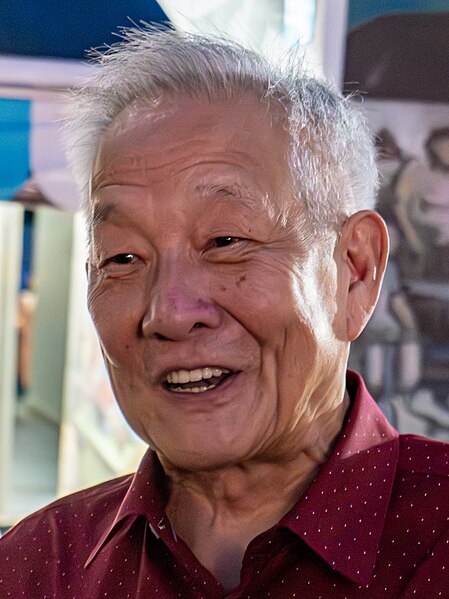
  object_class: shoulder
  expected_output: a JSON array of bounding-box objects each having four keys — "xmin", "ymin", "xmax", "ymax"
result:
[
  {"xmin": 375, "ymin": 435, "xmax": 449, "ymax": 589},
  {"xmin": 398, "ymin": 433, "xmax": 449, "ymax": 477},
  {"xmin": 390, "ymin": 434, "xmax": 449, "ymax": 530},
  {"xmin": 0, "ymin": 474, "xmax": 132, "ymax": 555}
]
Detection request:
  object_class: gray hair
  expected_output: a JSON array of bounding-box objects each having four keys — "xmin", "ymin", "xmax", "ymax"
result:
[{"xmin": 65, "ymin": 25, "xmax": 378, "ymax": 230}]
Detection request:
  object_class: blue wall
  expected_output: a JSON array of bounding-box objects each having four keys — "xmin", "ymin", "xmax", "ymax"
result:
[
  {"xmin": 0, "ymin": 100, "xmax": 30, "ymax": 200},
  {"xmin": 0, "ymin": 0, "xmax": 169, "ymax": 59}
]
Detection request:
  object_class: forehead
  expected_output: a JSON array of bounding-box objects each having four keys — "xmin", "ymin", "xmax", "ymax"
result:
[{"xmin": 91, "ymin": 94, "xmax": 291, "ymax": 195}]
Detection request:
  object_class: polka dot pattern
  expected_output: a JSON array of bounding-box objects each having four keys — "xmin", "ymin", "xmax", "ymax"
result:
[{"xmin": 0, "ymin": 371, "xmax": 448, "ymax": 598}]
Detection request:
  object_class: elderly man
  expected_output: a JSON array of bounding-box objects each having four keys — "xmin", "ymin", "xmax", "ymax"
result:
[{"xmin": 1, "ymin": 27, "xmax": 448, "ymax": 598}]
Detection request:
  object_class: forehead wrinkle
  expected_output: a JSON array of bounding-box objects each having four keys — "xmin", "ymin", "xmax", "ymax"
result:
[
  {"xmin": 92, "ymin": 147, "xmax": 245, "ymax": 192},
  {"xmin": 91, "ymin": 155, "xmax": 161, "ymax": 192}
]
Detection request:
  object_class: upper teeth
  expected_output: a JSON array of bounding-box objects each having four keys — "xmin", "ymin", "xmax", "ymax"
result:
[{"xmin": 166, "ymin": 367, "xmax": 230, "ymax": 384}]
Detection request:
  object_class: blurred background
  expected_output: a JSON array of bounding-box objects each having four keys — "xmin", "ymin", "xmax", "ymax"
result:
[{"xmin": 0, "ymin": 0, "xmax": 448, "ymax": 530}]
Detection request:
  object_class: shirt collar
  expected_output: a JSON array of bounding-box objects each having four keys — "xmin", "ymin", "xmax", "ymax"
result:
[
  {"xmin": 85, "ymin": 450, "xmax": 169, "ymax": 568},
  {"xmin": 280, "ymin": 371, "xmax": 399, "ymax": 586}
]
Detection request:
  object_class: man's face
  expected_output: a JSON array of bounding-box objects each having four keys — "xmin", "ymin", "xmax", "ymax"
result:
[{"xmin": 88, "ymin": 95, "xmax": 348, "ymax": 471}]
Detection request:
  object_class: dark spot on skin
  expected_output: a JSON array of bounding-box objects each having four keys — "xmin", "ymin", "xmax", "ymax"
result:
[
  {"xmin": 220, "ymin": 285, "xmax": 227, "ymax": 292},
  {"xmin": 196, "ymin": 299, "xmax": 210, "ymax": 309},
  {"xmin": 236, "ymin": 275, "xmax": 247, "ymax": 287},
  {"xmin": 125, "ymin": 344, "xmax": 130, "ymax": 350}
]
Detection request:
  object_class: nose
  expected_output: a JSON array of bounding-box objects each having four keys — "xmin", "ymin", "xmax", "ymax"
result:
[{"xmin": 141, "ymin": 257, "xmax": 222, "ymax": 341}]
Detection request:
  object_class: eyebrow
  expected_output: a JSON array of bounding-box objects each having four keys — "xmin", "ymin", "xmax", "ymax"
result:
[
  {"xmin": 91, "ymin": 201, "xmax": 117, "ymax": 229},
  {"xmin": 193, "ymin": 182, "xmax": 260, "ymax": 208}
]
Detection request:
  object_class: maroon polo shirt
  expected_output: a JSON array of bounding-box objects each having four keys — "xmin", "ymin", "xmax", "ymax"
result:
[{"xmin": 1, "ymin": 372, "xmax": 449, "ymax": 598}]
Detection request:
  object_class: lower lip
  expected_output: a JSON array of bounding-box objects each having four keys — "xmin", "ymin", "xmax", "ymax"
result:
[{"xmin": 163, "ymin": 372, "xmax": 238, "ymax": 402}]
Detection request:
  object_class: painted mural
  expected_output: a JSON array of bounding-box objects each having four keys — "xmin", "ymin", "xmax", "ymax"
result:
[{"xmin": 346, "ymin": 2, "xmax": 449, "ymax": 440}]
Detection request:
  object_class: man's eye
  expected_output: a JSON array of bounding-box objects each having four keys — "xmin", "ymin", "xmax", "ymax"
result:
[
  {"xmin": 95, "ymin": 253, "xmax": 142, "ymax": 278},
  {"xmin": 213, "ymin": 237, "xmax": 239, "ymax": 247},
  {"xmin": 107, "ymin": 253, "xmax": 139, "ymax": 265}
]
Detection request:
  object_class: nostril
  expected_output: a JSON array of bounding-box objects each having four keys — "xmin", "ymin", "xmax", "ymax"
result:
[
  {"xmin": 154, "ymin": 332, "xmax": 169, "ymax": 340},
  {"xmin": 152, "ymin": 324, "xmax": 205, "ymax": 340}
]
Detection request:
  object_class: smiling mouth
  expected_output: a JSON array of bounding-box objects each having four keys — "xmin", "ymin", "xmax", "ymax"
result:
[{"xmin": 164, "ymin": 367, "xmax": 233, "ymax": 394}]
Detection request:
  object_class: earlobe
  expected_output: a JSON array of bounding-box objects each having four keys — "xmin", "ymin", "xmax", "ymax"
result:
[{"xmin": 339, "ymin": 210, "xmax": 389, "ymax": 341}]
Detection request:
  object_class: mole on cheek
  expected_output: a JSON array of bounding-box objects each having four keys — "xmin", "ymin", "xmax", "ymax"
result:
[
  {"xmin": 219, "ymin": 285, "xmax": 227, "ymax": 292},
  {"xmin": 236, "ymin": 275, "xmax": 246, "ymax": 287}
]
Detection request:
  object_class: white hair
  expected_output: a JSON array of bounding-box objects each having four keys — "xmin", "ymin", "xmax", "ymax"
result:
[{"xmin": 65, "ymin": 25, "xmax": 378, "ymax": 231}]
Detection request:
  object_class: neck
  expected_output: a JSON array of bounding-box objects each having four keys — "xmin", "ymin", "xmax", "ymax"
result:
[
  {"xmin": 166, "ymin": 453, "xmax": 317, "ymax": 528},
  {"xmin": 161, "ymin": 389, "xmax": 350, "ymax": 591}
]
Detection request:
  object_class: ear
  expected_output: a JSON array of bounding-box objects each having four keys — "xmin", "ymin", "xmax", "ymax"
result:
[{"xmin": 337, "ymin": 210, "xmax": 389, "ymax": 341}]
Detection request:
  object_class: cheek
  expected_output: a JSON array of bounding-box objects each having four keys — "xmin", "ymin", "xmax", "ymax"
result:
[
  {"xmin": 293, "ymin": 255, "xmax": 338, "ymax": 334},
  {"xmin": 273, "ymin": 261, "xmax": 338, "ymax": 382},
  {"xmin": 87, "ymin": 280, "xmax": 142, "ymax": 364},
  {"xmin": 213, "ymin": 260, "xmax": 299, "ymax": 332}
]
